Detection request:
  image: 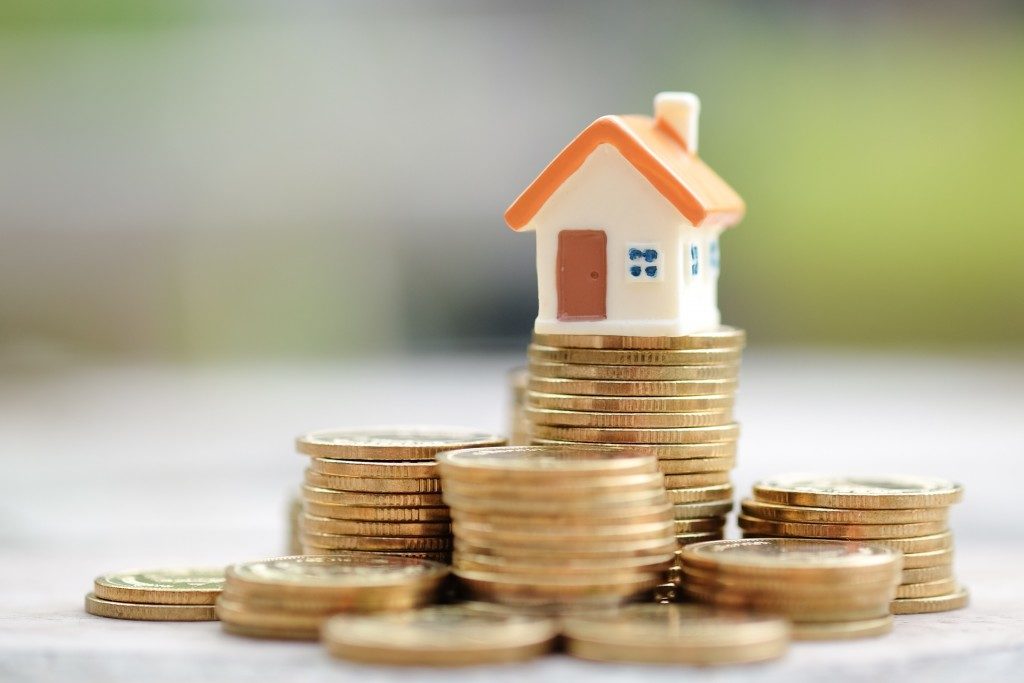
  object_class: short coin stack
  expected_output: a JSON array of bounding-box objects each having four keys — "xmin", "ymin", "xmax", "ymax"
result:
[
  {"xmin": 741, "ymin": 474, "xmax": 968, "ymax": 614},
  {"xmin": 86, "ymin": 567, "xmax": 224, "ymax": 621},
  {"xmin": 680, "ymin": 538, "xmax": 903, "ymax": 640},
  {"xmin": 524, "ymin": 329, "xmax": 744, "ymax": 582},
  {"xmin": 295, "ymin": 427, "xmax": 506, "ymax": 562},
  {"xmin": 216, "ymin": 554, "xmax": 449, "ymax": 640},
  {"xmin": 439, "ymin": 445, "xmax": 676, "ymax": 607}
]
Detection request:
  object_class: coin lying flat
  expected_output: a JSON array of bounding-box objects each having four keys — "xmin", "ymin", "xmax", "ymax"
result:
[
  {"xmin": 753, "ymin": 474, "xmax": 963, "ymax": 509},
  {"xmin": 528, "ymin": 361, "xmax": 740, "ymax": 382},
  {"xmin": 741, "ymin": 498, "xmax": 948, "ymax": 524},
  {"xmin": 528, "ymin": 344, "xmax": 742, "ymax": 366},
  {"xmin": 452, "ymin": 520, "xmax": 675, "ymax": 545},
  {"xmin": 561, "ymin": 604, "xmax": 788, "ymax": 666},
  {"xmin": 531, "ymin": 439, "xmax": 738, "ymax": 460},
  {"xmin": 660, "ymin": 458, "xmax": 736, "ymax": 475},
  {"xmin": 524, "ymin": 406, "xmax": 733, "ymax": 429},
  {"xmin": 789, "ymin": 615, "xmax": 893, "ymax": 640},
  {"xmin": 894, "ymin": 577, "xmax": 957, "ymax": 599},
  {"xmin": 664, "ymin": 472, "xmax": 731, "ymax": 488},
  {"xmin": 526, "ymin": 392, "xmax": 735, "ymax": 414},
  {"xmin": 304, "ymin": 470, "xmax": 443, "ymax": 494},
  {"xmin": 296, "ymin": 427, "xmax": 506, "ymax": 461},
  {"xmin": 436, "ymin": 445, "xmax": 658, "ymax": 479},
  {"xmin": 666, "ymin": 484, "xmax": 734, "ymax": 504},
  {"xmin": 323, "ymin": 605, "xmax": 558, "ymax": 666},
  {"xmin": 673, "ymin": 500, "xmax": 734, "ymax": 519},
  {"xmin": 452, "ymin": 551, "xmax": 673, "ymax": 576},
  {"xmin": 901, "ymin": 548, "xmax": 954, "ymax": 569},
  {"xmin": 221, "ymin": 620, "xmax": 318, "ymax": 640},
  {"xmin": 900, "ymin": 565, "xmax": 953, "ymax": 584},
  {"xmin": 310, "ymin": 458, "xmax": 438, "ymax": 478},
  {"xmin": 456, "ymin": 570, "xmax": 660, "ymax": 605},
  {"xmin": 302, "ymin": 501, "xmax": 450, "ymax": 522},
  {"xmin": 85, "ymin": 593, "xmax": 217, "ymax": 621},
  {"xmin": 301, "ymin": 485, "xmax": 444, "ymax": 508},
  {"xmin": 680, "ymin": 539, "xmax": 902, "ymax": 577},
  {"xmin": 890, "ymin": 586, "xmax": 969, "ymax": 614},
  {"xmin": 451, "ymin": 503, "xmax": 673, "ymax": 527},
  {"xmin": 527, "ymin": 376, "xmax": 739, "ymax": 397},
  {"xmin": 741, "ymin": 531, "xmax": 953, "ymax": 555},
  {"xmin": 442, "ymin": 490, "xmax": 669, "ymax": 516},
  {"xmin": 531, "ymin": 423, "xmax": 740, "ymax": 445},
  {"xmin": 93, "ymin": 567, "xmax": 224, "ymax": 605},
  {"xmin": 301, "ymin": 514, "xmax": 451, "ymax": 537},
  {"xmin": 301, "ymin": 532, "xmax": 452, "ymax": 553},
  {"xmin": 737, "ymin": 514, "xmax": 948, "ymax": 540},
  {"xmin": 532, "ymin": 327, "xmax": 746, "ymax": 351}
]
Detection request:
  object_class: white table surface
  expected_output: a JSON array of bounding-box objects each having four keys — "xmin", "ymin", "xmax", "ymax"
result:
[{"xmin": 2, "ymin": 350, "xmax": 1023, "ymax": 682}]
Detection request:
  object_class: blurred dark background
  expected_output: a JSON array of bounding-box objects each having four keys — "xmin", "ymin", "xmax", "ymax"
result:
[{"xmin": 2, "ymin": 0, "xmax": 1022, "ymax": 364}]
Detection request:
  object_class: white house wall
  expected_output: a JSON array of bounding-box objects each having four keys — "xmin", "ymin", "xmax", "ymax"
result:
[{"xmin": 525, "ymin": 143, "xmax": 722, "ymax": 335}]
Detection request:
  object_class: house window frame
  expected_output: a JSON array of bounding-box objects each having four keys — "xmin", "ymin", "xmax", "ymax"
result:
[{"xmin": 625, "ymin": 243, "xmax": 662, "ymax": 282}]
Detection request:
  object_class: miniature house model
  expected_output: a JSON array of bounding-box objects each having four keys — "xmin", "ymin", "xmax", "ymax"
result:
[{"xmin": 505, "ymin": 92, "xmax": 745, "ymax": 336}]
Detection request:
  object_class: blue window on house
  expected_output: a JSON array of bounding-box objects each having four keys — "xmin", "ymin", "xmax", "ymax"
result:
[
  {"xmin": 690, "ymin": 244, "xmax": 700, "ymax": 277},
  {"xmin": 627, "ymin": 245, "xmax": 661, "ymax": 281},
  {"xmin": 710, "ymin": 239, "xmax": 720, "ymax": 270}
]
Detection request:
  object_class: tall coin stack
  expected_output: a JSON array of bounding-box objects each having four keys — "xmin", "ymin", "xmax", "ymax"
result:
[
  {"xmin": 680, "ymin": 538, "xmax": 903, "ymax": 640},
  {"xmin": 295, "ymin": 427, "xmax": 506, "ymax": 562},
  {"xmin": 439, "ymin": 445, "xmax": 677, "ymax": 607},
  {"xmin": 216, "ymin": 554, "xmax": 449, "ymax": 640},
  {"xmin": 524, "ymin": 328, "xmax": 744, "ymax": 584},
  {"xmin": 740, "ymin": 474, "xmax": 968, "ymax": 614}
]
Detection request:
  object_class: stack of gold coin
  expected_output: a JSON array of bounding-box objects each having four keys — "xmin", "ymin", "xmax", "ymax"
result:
[
  {"xmin": 680, "ymin": 538, "xmax": 903, "ymax": 640},
  {"xmin": 562, "ymin": 603, "xmax": 790, "ymax": 665},
  {"xmin": 322, "ymin": 604, "xmax": 559, "ymax": 665},
  {"xmin": 506, "ymin": 367, "xmax": 531, "ymax": 445},
  {"xmin": 523, "ymin": 329, "xmax": 743, "ymax": 582},
  {"xmin": 438, "ymin": 445, "xmax": 676, "ymax": 607},
  {"xmin": 85, "ymin": 567, "xmax": 224, "ymax": 621},
  {"xmin": 216, "ymin": 554, "xmax": 449, "ymax": 640},
  {"xmin": 741, "ymin": 474, "xmax": 968, "ymax": 614},
  {"xmin": 295, "ymin": 427, "xmax": 506, "ymax": 562}
]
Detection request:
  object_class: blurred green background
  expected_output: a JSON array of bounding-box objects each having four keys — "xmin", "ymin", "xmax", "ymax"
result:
[{"xmin": 2, "ymin": 0, "xmax": 1022, "ymax": 362}]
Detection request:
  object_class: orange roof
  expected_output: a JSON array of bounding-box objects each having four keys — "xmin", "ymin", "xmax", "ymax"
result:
[{"xmin": 505, "ymin": 114, "xmax": 745, "ymax": 230}]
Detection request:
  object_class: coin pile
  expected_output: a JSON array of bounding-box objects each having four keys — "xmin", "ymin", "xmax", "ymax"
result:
[
  {"xmin": 323, "ymin": 604, "xmax": 559, "ymax": 665},
  {"xmin": 216, "ymin": 554, "xmax": 449, "ymax": 640},
  {"xmin": 524, "ymin": 329, "xmax": 743, "ymax": 581},
  {"xmin": 562, "ymin": 603, "xmax": 790, "ymax": 665},
  {"xmin": 506, "ymin": 367, "xmax": 531, "ymax": 445},
  {"xmin": 680, "ymin": 538, "xmax": 903, "ymax": 640},
  {"xmin": 741, "ymin": 474, "xmax": 968, "ymax": 614},
  {"xmin": 85, "ymin": 567, "xmax": 224, "ymax": 621},
  {"xmin": 295, "ymin": 427, "xmax": 506, "ymax": 562},
  {"xmin": 439, "ymin": 445, "xmax": 676, "ymax": 607}
]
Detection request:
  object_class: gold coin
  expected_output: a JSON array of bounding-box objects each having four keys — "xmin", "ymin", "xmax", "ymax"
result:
[
  {"xmin": 737, "ymin": 514, "xmax": 947, "ymax": 540},
  {"xmin": 894, "ymin": 577, "xmax": 957, "ymax": 599},
  {"xmin": 221, "ymin": 620, "xmax": 319, "ymax": 640},
  {"xmin": 680, "ymin": 538, "xmax": 902, "ymax": 577},
  {"xmin": 450, "ymin": 504, "xmax": 672, "ymax": 527},
  {"xmin": 667, "ymin": 483, "xmax": 734, "ymax": 504},
  {"xmin": 901, "ymin": 547, "xmax": 954, "ymax": 569},
  {"xmin": 900, "ymin": 564, "xmax": 953, "ymax": 584},
  {"xmin": 528, "ymin": 361, "xmax": 740, "ymax": 382},
  {"xmin": 301, "ymin": 485, "xmax": 444, "ymax": 507},
  {"xmin": 663, "ymin": 472, "xmax": 731, "ymax": 488},
  {"xmin": 215, "ymin": 596, "xmax": 323, "ymax": 631},
  {"xmin": 676, "ymin": 531, "xmax": 724, "ymax": 546},
  {"xmin": 218, "ymin": 584, "xmax": 431, "ymax": 614},
  {"xmin": 660, "ymin": 457, "xmax": 735, "ymax": 475},
  {"xmin": 310, "ymin": 458, "xmax": 438, "ymax": 478},
  {"xmin": 225, "ymin": 554, "xmax": 449, "ymax": 599},
  {"xmin": 561, "ymin": 604, "xmax": 789, "ymax": 666},
  {"xmin": 525, "ymin": 406, "xmax": 733, "ymax": 429},
  {"xmin": 681, "ymin": 585, "xmax": 893, "ymax": 621},
  {"xmin": 525, "ymin": 390, "xmax": 735, "ymax": 413},
  {"xmin": 301, "ymin": 533, "xmax": 452, "ymax": 553},
  {"xmin": 436, "ymin": 445, "xmax": 659, "ymax": 480},
  {"xmin": 452, "ymin": 551, "xmax": 673, "ymax": 576},
  {"xmin": 740, "ymin": 498, "xmax": 948, "ymax": 524},
  {"xmin": 304, "ymin": 470, "xmax": 442, "ymax": 494},
  {"xmin": 313, "ymin": 549, "xmax": 452, "ymax": 563},
  {"xmin": 443, "ymin": 490, "xmax": 669, "ymax": 515},
  {"xmin": 296, "ymin": 427, "xmax": 506, "ymax": 461},
  {"xmin": 528, "ymin": 344, "xmax": 742, "ymax": 366},
  {"xmin": 680, "ymin": 566, "xmax": 898, "ymax": 596},
  {"xmin": 528, "ymin": 376, "xmax": 738, "ymax": 397},
  {"xmin": 532, "ymin": 327, "xmax": 746, "ymax": 350},
  {"xmin": 531, "ymin": 423, "xmax": 740, "ymax": 445},
  {"xmin": 93, "ymin": 567, "xmax": 224, "ymax": 606},
  {"xmin": 890, "ymin": 586, "xmax": 969, "ymax": 614},
  {"xmin": 673, "ymin": 499, "xmax": 734, "ymax": 519},
  {"xmin": 301, "ymin": 514, "xmax": 451, "ymax": 537},
  {"xmin": 531, "ymin": 439, "xmax": 737, "ymax": 460},
  {"xmin": 741, "ymin": 530, "xmax": 953, "ymax": 554},
  {"xmin": 452, "ymin": 520, "xmax": 674, "ymax": 545},
  {"xmin": 303, "ymin": 501, "xmax": 450, "ymax": 522},
  {"xmin": 441, "ymin": 473, "xmax": 667, "ymax": 501},
  {"xmin": 753, "ymin": 474, "xmax": 963, "ymax": 509},
  {"xmin": 456, "ymin": 570, "xmax": 660, "ymax": 604},
  {"xmin": 84, "ymin": 593, "xmax": 216, "ymax": 621},
  {"xmin": 673, "ymin": 517, "xmax": 726, "ymax": 533},
  {"xmin": 790, "ymin": 615, "xmax": 893, "ymax": 640},
  {"xmin": 454, "ymin": 537, "xmax": 679, "ymax": 560},
  {"xmin": 323, "ymin": 605, "xmax": 558, "ymax": 666}
]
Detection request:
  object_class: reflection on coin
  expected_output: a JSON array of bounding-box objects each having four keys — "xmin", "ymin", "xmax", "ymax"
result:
[
  {"xmin": 93, "ymin": 567, "xmax": 224, "ymax": 605},
  {"xmin": 562, "ymin": 604, "xmax": 789, "ymax": 665},
  {"xmin": 532, "ymin": 423, "xmax": 740, "ymax": 445},
  {"xmin": 532, "ymin": 327, "xmax": 746, "ymax": 350},
  {"xmin": 322, "ymin": 605, "xmax": 558, "ymax": 666},
  {"xmin": 85, "ymin": 593, "xmax": 217, "ymax": 621},
  {"xmin": 753, "ymin": 474, "xmax": 963, "ymax": 509},
  {"xmin": 436, "ymin": 445, "xmax": 658, "ymax": 478},
  {"xmin": 741, "ymin": 498, "xmax": 948, "ymax": 524},
  {"xmin": 227, "ymin": 554, "xmax": 448, "ymax": 595},
  {"xmin": 527, "ymin": 376, "xmax": 739, "ymax": 397},
  {"xmin": 296, "ymin": 427, "xmax": 506, "ymax": 460}
]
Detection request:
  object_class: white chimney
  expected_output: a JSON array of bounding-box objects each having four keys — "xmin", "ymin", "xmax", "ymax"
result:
[{"xmin": 654, "ymin": 92, "xmax": 700, "ymax": 153}]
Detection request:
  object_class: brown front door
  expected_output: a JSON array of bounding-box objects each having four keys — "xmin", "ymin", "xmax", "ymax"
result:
[{"xmin": 557, "ymin": 229, "xmax": 607, "ymax": 321}]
